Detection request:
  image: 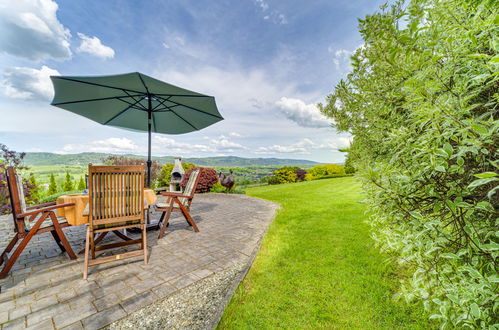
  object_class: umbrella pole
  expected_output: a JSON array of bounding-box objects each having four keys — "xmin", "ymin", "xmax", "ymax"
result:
[{"xmin": 147, "ymin": 95, "xmax": 152, "ymax": 188}]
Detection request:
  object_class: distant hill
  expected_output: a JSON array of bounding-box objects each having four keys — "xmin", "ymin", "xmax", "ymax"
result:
[{"xmin": 23, "ymin": 152, "xmax": 320, "ymax": 167}]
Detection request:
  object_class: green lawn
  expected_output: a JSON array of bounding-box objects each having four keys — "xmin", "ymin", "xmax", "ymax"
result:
[{"xmin": 218, "ymin": 177, "xmax": 435, "ymax": 329}]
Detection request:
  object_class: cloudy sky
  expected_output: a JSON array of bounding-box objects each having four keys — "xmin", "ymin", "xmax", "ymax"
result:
[{"xmin": 0, "ymin": 0, "xmax": 384, "ymax": 163}]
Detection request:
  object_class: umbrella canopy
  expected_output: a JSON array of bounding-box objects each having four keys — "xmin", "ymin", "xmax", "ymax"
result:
[{"xmin": 50, "ymin": 72, "xmax": 223, "ymax": 186}]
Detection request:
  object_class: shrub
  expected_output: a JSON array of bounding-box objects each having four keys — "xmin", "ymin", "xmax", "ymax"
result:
[
  {"xmin": 308, "ymin": 164, "xmax": 345, "ymax": 179},
  {"xmin": 104, "ymin": 155, "xmax": 161, "ymax": 187},
  {"xmin": 294, "ymin": 169, "xmax": 307, "ymax": 181},
  {"xmin": 158, "ymin": 162, "xmax": 196, "ymax": 187},
  {"xmin": 320, "ymin": 0, "xmax": 498, "ymax": 327},
  {"xmin": 0, "ymin": 144, "xmax": 36, "ymax": 214},
  {"xmin": 271, "ymin": 168, "xmax": 298, "ymax": 184},
  {"xmin": 181, "ymin": 167, "xmax": 218, "ymax": 193}
]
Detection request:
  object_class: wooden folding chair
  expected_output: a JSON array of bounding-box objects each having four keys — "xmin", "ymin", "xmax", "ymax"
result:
[
  {"xmin": 155, "ymin": 169, "xmax": 201, "ymax": 239},
  {"xmin": 84, "ymin": 165, "xmax": 147, "ymax": 279},
  {"xmin": 0, "ymin": 167, "xmax": 76, "ymax": 279}
]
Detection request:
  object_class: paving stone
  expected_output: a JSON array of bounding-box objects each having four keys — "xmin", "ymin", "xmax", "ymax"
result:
[
  {"xmin": 25, "ymin": 317, "xmax": 54, "ymax": 330},
  {"xmin": 26, "ymin": 302, "xmax": 70, "ymax": 327},
  {"xmin": 0, "ymin": 299, "xmax": 15, "ymax": 311},
  {"xmin": 0, "ymin": 310, "xmax": 8, "ymax": 324},
  {"xmin": 81, "ymin": 304, "xmax": 126, "ymax": 329},
  {"xmin": 8, "ymin": 304, "xmax": 30, "ymax": 320},
  {"xmin": 53, "ymin": 304, "xmax": 96, "ymax": 329},
  {"xmin": 2, "ymin": 316, "xmax": 26, "ymax": 329},
  {"xmin": 190, "ymin": 268, "xmax": 214, "ymax": 279},
  {"xmin": 93, "ymin": 293, "xmax": 120, "ymax": 312},
  {"xmin": 31, "ymin": 295, "xmax": 58, "ymax": 312},
  {"xmin": 120, "ymin": 290, "xmax": 157, "ymax": 314},
  {"xmin": 60, "ymin": 321, "xmax": 84, "ymax": 330},
  {"xmin": 152, "ymin": 282, "xmax": 177, "ymax": 299}
]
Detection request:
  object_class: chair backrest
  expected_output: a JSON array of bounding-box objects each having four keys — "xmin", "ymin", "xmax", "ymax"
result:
[
  {"xmin": 179, "ymin": 169, "xmax": 200, "ymax": 207},
  {"xmin": 5, "ymin": 167, "xmax": 29, "ymax": 232},
  {"xmin": 88, "ymin": 165, "xmax": 144, "ymax": 228}
]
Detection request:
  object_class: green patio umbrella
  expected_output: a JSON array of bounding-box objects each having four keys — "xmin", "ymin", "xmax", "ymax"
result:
[{"xmin": 50, "ymin": 72, "xmax": 223, "ymax": 187}]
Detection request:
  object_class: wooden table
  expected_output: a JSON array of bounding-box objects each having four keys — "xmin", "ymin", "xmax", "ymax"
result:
[{"xmin": 56, "ymin": 189, "xmax": 157, "ymax": 226}]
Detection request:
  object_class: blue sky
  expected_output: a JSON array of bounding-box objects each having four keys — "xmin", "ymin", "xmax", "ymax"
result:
[{"xmin": 0, "ymin": 0, "xmax": 384, "ymax": 162}]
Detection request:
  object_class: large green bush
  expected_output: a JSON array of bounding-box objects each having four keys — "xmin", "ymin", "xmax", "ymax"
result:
[
  {"xmin": 320, "ymin": 0, "xmax": 498, "ymax": 328},
  {"xmin": 308, "ymin": 164, "xmax": 345, "ymax": 179}
]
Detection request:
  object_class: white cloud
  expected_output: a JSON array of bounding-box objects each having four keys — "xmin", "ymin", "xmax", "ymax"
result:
[
  {"xmin": 228, "ymin": 132, "xmax": 243, "ymax": 138},
  {"xmin": 59, "ymin": 138, "xmax": 139, "ymax": 154},
  {"xmin": 154, "ymin": 136, "xmax": 215, "ymax": 155},
  {"xmin": 155, "ymin": 135, "xmax": 246, "ymax": 155},
  {"xmin": 253, "ymin": 137, "xmax": 350, "ymax": 155},
  {"xmin": 76, "ymin": 32, "xmax": 115, "ymax": 59},
  {"xmin": 0, "ymin": 0, "xmax": 72, "ymax": 61},
  {"xmin": 328, "ymin": 45, "xmax": 365, "ymax": 71},
  {"xmin": 2, "ymin": 65, "xmax": 60, "ymax": 101},
  {"xmin": 208, "ymin": 135, "xmax": 246, "ymax": 151},
  {"xmin": 275, "ymin": 97, "xmax": 332, "ymax": 128},
  {"xmin": 253, "ymin": 0, "xmax": 287, "ymax": 24}
]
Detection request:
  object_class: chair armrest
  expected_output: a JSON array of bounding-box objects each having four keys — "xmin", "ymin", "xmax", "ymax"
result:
[
  {"xmin": 159, "ymin": 192, "xmax": 191, "ymax": 198},
  {"xmin": 26, "ymin": 202, "xmax": 56, "ymax": 210},
  {"xmin": 18, "ymin": 203, "xmax": 75, "ymax": 218}
]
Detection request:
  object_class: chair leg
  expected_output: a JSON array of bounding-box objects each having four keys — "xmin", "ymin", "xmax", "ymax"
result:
[
  {"xmin": 158, "ymin": 199, "xmax": 174, "ymax": 239},
  {"xmin": 158, "ymin": 210, "xmax": 173, "ymax": 239},
  {"xmin": 48, "ymin": 212, "xmax": 76, "ymax": 260},
  {"xmin": 50, "ymin": 231, "xmax": 65, "ymax": 252},
  {"xmin": 178, "ymin": 200, "xmax": 199, "ymax": 232},
  {"xmin": 83, "ymin": 226, "xmax": 91, "ymax": 279},
  {"xmin": 90, "ymin": 231, "xmax": 96, "ymax": 260},
  {"xmin": 0, "ymin": 214, "xmax": 47, "ymax": 279},
  {"xmin": 142, "ymin": 224, "xmax": 148, "ymax": 265},
  {"xmin": 0, "ymin": 236, "xmax": 19, "ymax": 266}
]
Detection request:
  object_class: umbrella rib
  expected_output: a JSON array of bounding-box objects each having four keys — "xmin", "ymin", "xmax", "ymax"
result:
[
  {"xmin": 54, "ymin": 77, "xmax": 146, "ymax": 95},
  {"xmin": 103, "ymin": 98, "xmax": 144, "ymax": 125},
  {"xmin": 164, "ymin": 100, "xmax": 223, "ymax": 119},
  {"xmin": 153, "ymin": 93, "xmax": 207, "ymax": 98},
  {"xmin": 170, "ymin": 110, "xmax": 199, "ymax": 130},
  {"xmin": 52, "ymin": 95, "xmax": 143, "ymax": 106},
  {"xmin": 122, "ymin": 90, "xmax": 148, "ymax": 110},
  {"xmin": 151, "ymin": 96, "xmax": 171, "ymax": 111},
  {"xmin": 117, "ymin": 96, "xmax": 148, "ymax": 111},
  {"xmin": 137, "ymin": 73, "xmax": 151, "ymax": 95}
]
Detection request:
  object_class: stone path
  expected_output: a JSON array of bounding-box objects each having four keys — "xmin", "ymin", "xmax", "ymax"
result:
[{"xmin": 0, "ymin": 194, "xmax": 278, "ymax": 329}]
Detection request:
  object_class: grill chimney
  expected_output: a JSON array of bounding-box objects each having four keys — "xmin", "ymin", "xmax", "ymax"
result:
[{"xmin": 169, "ymin": 157, "xmax": 184, "ymax": 192}]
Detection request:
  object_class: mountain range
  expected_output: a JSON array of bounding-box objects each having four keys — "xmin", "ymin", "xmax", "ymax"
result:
[{"xmin": 23, "ymin": 152, "xmax": 321, "ymax": 167}]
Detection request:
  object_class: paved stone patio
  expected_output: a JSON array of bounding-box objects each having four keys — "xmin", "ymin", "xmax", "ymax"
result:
[{"xmin": 0, "ymin": 194, "xmax": 278, "ymax": 329}]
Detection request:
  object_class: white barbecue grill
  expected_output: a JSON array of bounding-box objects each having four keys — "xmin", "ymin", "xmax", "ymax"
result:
[{"xmin": 169, "ymin": 157, "xmax": 184, "ymax": 192}]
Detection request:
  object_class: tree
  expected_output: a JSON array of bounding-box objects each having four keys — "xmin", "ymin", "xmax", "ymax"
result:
[
  {"xmin": 338, "ymin": 147, "xmax": 356, "ymax": 174},
  {"xmin": 77, "ymin": 176, "xmax": 86, "ymax": 190},
  {"xmin": 63, "ymin": 172, "xmax": 74, "ymax": 192},
  {"xmin": 28, "ymin": 173, "xmax": 40, "ymax": 202},
  {"xmin": 320, "ymin": 0, "xmax": 497, "ymax": 327},
  {"xmin": 48, "ymin": 174, "xmax": 58, "ymax": 195}
]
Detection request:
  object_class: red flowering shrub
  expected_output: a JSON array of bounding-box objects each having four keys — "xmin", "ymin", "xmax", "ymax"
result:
[{"xmin": 180, "ymin": 167, "xmax": 218, "ymax": 193}]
